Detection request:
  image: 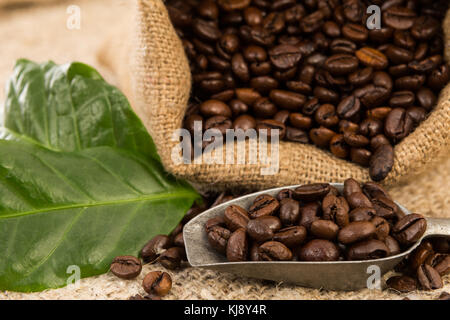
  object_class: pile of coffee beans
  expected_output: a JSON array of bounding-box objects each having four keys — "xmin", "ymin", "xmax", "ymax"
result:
[
  {"xmin": 166, "ymin": 0, "xmax": 450, "ymax": 181},
  {"xmin": 205, "ymin": 179, "xmax": 428, "ymax": 262},
  {"xmin": 387, "ymin": 237, "xmax": 449, "ymax": 293}
]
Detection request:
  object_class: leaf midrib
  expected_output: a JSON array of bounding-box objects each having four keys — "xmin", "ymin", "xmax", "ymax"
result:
[{"xmin": 0, "ymin": 190, "xmax": 197, "ymax": 220}]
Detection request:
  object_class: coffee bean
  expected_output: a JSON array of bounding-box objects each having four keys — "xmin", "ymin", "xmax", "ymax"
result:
[
  {"xmin": 270, "ymin": 90, "xmax": 306, "ymax": 111},
  {"xmin": 257, "ymin": 119, "xmax": 286, "ymax": 140},
  {"xmin": 343, "ymin": 132, "xmax": 369, "ymax": 148},
  {"xmin": 269, "ymin": 44, "xmax": 302, "ymax": 70},
  {"xmin": 159, "ymin": 247, "xmax": 185, "ymax": 270},
  {"xmin": 200, "ymin": 100, "xmax": 232, "ymax": 118},
  {"xmin": 218, "ymin": 0, "xmax": 251, "ymax": 12},
  {"xmin": 247, "ymin": 218, "xmax": 274, "ymax": 242},
  {"xmin": 273, "ymin": 226, "xmax": 307, "ymax": 248},
  {"xmin": 387, "ymin": 275, "xmax": 417, "ymax": 293},
  {"xmin": 417, "ymin": 264, "xmax": 443, "ymax": 290},
  {"xmin": 372, "ymin": 196, "xmax": 399, "ymax": 220},
  {"xmin": 289, "ymin": 113, "xmax": 313, "ymax": 130},
  {"xmin": 294, "ymin": 183, "xmax": 331, "ymax": 202},
  {"xmin": 370, "ymin": 144, "xmax": 395, "ymax": 182},
  {"xmin": 310, "ymin": 220, "xmax": 339, "ymax": 240},
  {"xmin": 226, "ymin": 228, "xmax": 248, "ymax": 262},
  {"xmin": 425, "ymin": 253, "xmax": 450, "ymax": 276},
  {"xmin": 372, "ymin": 216, "xmax": 390, "ymax": 241},
  {"xmin": 224, "ymin": 205, "xmax": 250, "ymax": 231},
  {"xmin": 347, "ymin": 239, "xmax": 389, "ymax": 260},
  {"xmin": 140, "ymin": 235, "xmax": 172, "ymax": 263},
  {"xmin": 346, "ymin": 192, "xmax": 373, "ymax": 209},
  {"xmin": 356, "ymin": 47, "xmax": 388, "ymax": 69},
  {"xmin": 299, "ymin": 202, "xmax": 321, "ymax": 230},
  {"xmin": 329, "ymin": 134, "xmax": 349, "ymax": 159},
  {"xmin": 322, "ymin": 194, "xmax": 350, "ymax": 227},
  {"xmin": 279, "ymin": 198, "xmax": 300, "ymax": 226},
  {"xmin": 298, "ymin": 239, "xmax": 340, "ymax": 261},
  {"xmin": 383, "ymin": 6, "xmax": 416, "ymax": 30},
  {"xmin": 249, "ymin": 194, "xmax": 280, "ymax": 219},
  {"xmin": 348, "ymin": 67, "xmax": 374, "ymax": 86},
  {"xmin": 253, "ymin": 97, "xmax": 278, "ymax": 118},
  {"xmin": 259, "ymin": 241, "xmax": 293, "ymax": 261},
  {"xmin": 384, "ymin": 235, "xmax": 401, "ymax": 256},
  {"xmin": 338, "ymin": 221, "xmax": 377, "ymax": 245},
  {"xmin": 110, "ymin": 256, "xmax": 142, "ymax": 279},
  {"xmin": 286, "ymin": 127, "xmax": 309, "ymax": 143},
  {"xmin": 325, "ymin": 54, "xmax": 359, "ymax": 75},
  {"xmin": 143, "ymin": 271, "xmax": 172, "ymax": 296},
  {"xmin": 233, "ymin": 114, "xmax": 256, "ymax": 131},
  {"xmin": 207, "ymin": 223, "xmax": 231, "ymax": 253},
  {"xmin": 310, "ymin": 127, "xmax": 336, "ymax": 148},
  {"xmin": 342, "ymin": 23, "xmax": 368, "ymax": 42},
  {"xmin": 393, "ymin": 214, "xmax": 427, "ymax": 246}
]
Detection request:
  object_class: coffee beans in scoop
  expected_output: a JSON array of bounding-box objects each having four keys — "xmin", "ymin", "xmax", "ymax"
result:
[
  {"xmin": 166, "ymin": 0, "xmax": 450, "ymax": 181},
  {"xmin": 205, "ymin": 179, "xmax": 428, "ymax": 262}
]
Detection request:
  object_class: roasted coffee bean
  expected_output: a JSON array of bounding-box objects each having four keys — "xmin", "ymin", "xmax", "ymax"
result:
[
  {"xmin": 351, "ymin": 148, "xmax": 372, "ymax": 167},
  {"xmin": 218, "ymin": 0, "xmax": 251, "ymax": 12},
  {"xmin": 270, "ymin": 90, "xmax": 306, "ymax": 111},
  {"xmin": 143, "ymin": 271, "xmax": 172, "ymax": 296},
  {"xmin": 253, "ymin": 97, "xmax": 278, "ymax": 118},
  {"xmin": 204, "ymin": 116, "xmax": 232, "ymax": 135},
  {"xmin": 159, "ymin": 247, "xmax": 185, "ymax": 270},
  {"xmin": 247, "ymin": 218, "xmax": 274, "ymax": 242},
  {"xmin": 273, "ymin": 226, "xmax": 307, "ymax": 248},
  {"xmin": 329, "ymin": 134, "xmax": 349, "ymax": 159},
  {"xmin": 315, "ymin": 104, "xmax": 339, "ymax": 127},
  {"xmin": 200, "ymin": 100, "xmax": 232, "ymax": 118},
  {"xmin": 140, "ymin": 235, "xmax": 172, "ymax": 263},
  {"xmin": 349, "ymin": 207, "xmax": 377, "ymax": 222},
  {"xmin": 343, "ymin": 132, "xmax": 369, "ymax": 148},
  {"xmin": 257, "ymin": 215, "xmax": 283, "ymax": 233},
  {"xmin": 342, "ymin": 23, "xmax": 368, "ymax": 43},
  {"xmin": 370, "ymin": 144, "xmax": 395, "ymax": 182},
  {"xmin": 279, "ymin": 198, "xmax": 300, "ymax": 226},
  {"xmin": 249, "ymin": 194, "xmax": 280, "ymax": 218},
  {"xmin": 359, "ymin": 118, "xmax": 383, "ymax": 138},
  {"xmin": 346, "ymin": 192, "xmax": 373, "ymax": 209},
  {"xmin": 233, "ymin": 114, "xmax": 257, "ymax": 131},
  {"xmin": 383, "ymin": 6, "xmax": 416, "ymax": 30},
  {"xmin": 371, "ymin": 216, "xmax": 390, "ymax": 241},
  {"xmin": 338, "ymin": 221, "xmax": 376, "ymax": 245},
  {"xmin": 370, "ymin": 134, "xmax": 391, "ymax": 150},
  {"xmin": 289, "ymin": 113, "xmax": 313, "ymax": 130},
  {"xmin": 322, "ymin": 194, "xmax": 350, "ymax": 227},
  {"xmin": 310, "ymin": 220, "xmax": 339, "ymax": 240},
  {"xmin": 347, "ymin": 239, "xmax": 389, "ymax": 260},
  {"xmin": 417, "ymin": 264, "xmax": 443, "ymax": 290},
  {"xmin": 277, "ymin": 188, "xmax": 294, "ymax": 201},
  {"xmin": 232, "ymin": 53, "xmax": 250, "ymax": 82},
  {"xmin": 259, "ymin": 241, "xmax": 293, "ymax": 261},
  {"xmin": 367, "ymin": 107, "xmax": 392, "ymax": 121},
  {"xmin": 224, "ymin": 205, "xmax": 250, "ymax": 231},
  {"xmin": 207, "ymin": 226, "xmax": 231, "ymax": 254},
  {"xmin": 387, "ymin": 276, "xmax": 417, "ymax": 293},
  {"xmin": 269, "ymin": 44, "xmax": 302, "ymax": 70},
  {"xmin": 409, "ymin": 242, "xmax": 435, "ymax": 271},
  {"xmin": 395, "ymin": 75, "xmax": 426, "ymax": 91},
  {"xmin": 372, "ymin": 196, "xmax": 399, "ymax": 219},
  {"xmin": 325, "ymin": 54, "xmax": 359, "ymax": 75},
  {"xmin": 251, "ymin": 77, "xmax": 279, "ymax": 94},
  {"xmin": 416, "ymin": 88, "xmax": 437, "ymax": 111},
  {"xmin": 294, "ymin": 183, "xmax": 330, "ymax": 202},
  {"xmin": 110, "ymin": 256, "xmax": 142, "ymax": 279},
  {"xmin": 393, "ymin": 214, "xmax": 427, "ymax": 246},
  {"xmin": 298, "ymin": 239, "xmax": 340, "ymax": 261},
  {"xmin": 356, "ymin": 47, "xmax": 388, "ymax": 70},
  {"xmin": 205, "ymin": 216, "xmax": 226, "ymax": 232},
  {"xmin": 385, "ymin": 235, "xmax": 401, "ymax": 256},
  {"xmin": 425, "ymin": 253, "xmax": 450, "ymax": 276},
  {"xmin": 286, "ymin": 127, "xmax": 309, "ymax": 143},
  {"xmin": 310, "ymin": 127, "xmax": 336, "ymax": 148},
  {"xmin": 362, "ymin": 182, "xmax": 391, "ymax": 200},
  {"xmin": 226, "ymin": 228, "xmax": 248, "ymax": 262}
]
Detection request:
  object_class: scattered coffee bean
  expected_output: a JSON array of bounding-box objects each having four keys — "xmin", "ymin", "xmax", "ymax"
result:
[
  {"xmin": 142, "ymin": 271, "xmax": 172, "ymax": 296},
  {"xmin": 110, "ymin": 256, "xmax": 142, "ymax": 280}
]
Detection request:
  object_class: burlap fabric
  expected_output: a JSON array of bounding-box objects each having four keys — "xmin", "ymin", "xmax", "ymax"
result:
[
  {"xmin": 1, "ymin": 0, "xmax": 449, "ymax": 300},
  {"xmin": 101, "ymin": 0, "xmax": 450, "ymax": 193}
]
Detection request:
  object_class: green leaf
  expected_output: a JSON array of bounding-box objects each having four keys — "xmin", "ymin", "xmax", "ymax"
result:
[
  {"xmin": 0, "ymin": 61, "xmax": 199, "ymax": 292},
  {"xmin": 4, "ymin": 59, "xmax": 159, "ymax": 162}
]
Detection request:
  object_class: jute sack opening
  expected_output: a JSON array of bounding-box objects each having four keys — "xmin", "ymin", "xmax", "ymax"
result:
[{"xmin": 102, "ymin": 0, "xmax": 450, "ymax": 192}]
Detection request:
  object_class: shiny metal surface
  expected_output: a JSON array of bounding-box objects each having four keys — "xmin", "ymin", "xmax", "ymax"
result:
[{"xmin": 184, "ymin": 184, "xmax": 450, "ymax": 291}]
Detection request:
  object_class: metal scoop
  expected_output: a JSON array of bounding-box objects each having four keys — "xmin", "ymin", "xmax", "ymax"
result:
[{"xmin": 183, "ymin": 183, "xmax": 450, "ymax": 291}]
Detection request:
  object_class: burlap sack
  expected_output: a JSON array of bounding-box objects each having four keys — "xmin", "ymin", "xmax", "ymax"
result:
[{"xmin": 102, "ymin": 0, "xmax": 450, "ymax": 193}]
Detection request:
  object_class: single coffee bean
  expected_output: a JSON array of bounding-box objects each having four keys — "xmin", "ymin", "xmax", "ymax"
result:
[
  {"xmin": 310, "ymin": 220, "xmax": 339, "ymax": 240},
  {"xmin": 286, "ymin": 127, "xmax": 309, "ymax": 143},
  {"xmin": 200, "ymin": 100, "xmax": 232, "ymax": 118},
  {"xmin": 384, "ymin": 235, "xmax": 401, "ymax": 256},
  {"xmin": 218, "ymin": 0, "xmax": 251, "ymax": 12},
  {"xmin": 269, "ymin": 44, "xmax": 302, "ymax": 70},
  {"xmin": 417, "ymin": 264, "xmax": 443, "ymax": 290},
  {"xmin": 233, "ymin": 114, "xmax": 257, "ymax": 131},
  {"xmin": 409, "ymin": 243, "xmax": 435, "ymax": 271},
  {"xmin": 355, "ymin": 47, "xmax": 388, "ymax": 70},
  {"xmin": 383, "ymin": 6, "xmax": 416, "ymax": 30},
  {"xmin": 110, "ymin": 256, "xmax": 142, "ymax": 279},
  {"xmin": 249, "ymin": 194, "xmax": 280, "ymax": 219},
  {"xmin": 425, "ymin": 253, "xmax": 450, "ymax": 276},
  {"xmin": 329, "ymin": 134, "xmax": 349, "ymax": 159},
  {"xmin": 393, "ymin": 213, "xmax": 427, "ymax": 246},
  {"xmin": 273, "ymin": 226, "xmax": 307, "ymax": 248},
  {"xmin": 351, "ymin": 148, "xmax": 372, "ymax": 167},
  {"xmin": 310, "ymin": 127, "xmax": 336, "ymax": 148},
  {"xmin": 224, "ymin": 205, "xmax": 250, "ymax": 231},
  {"xmin": 259, "ymin": 241, "xmax": 293, "ymax": 261},
  {"xmin": 247, "ymin": 218, "xmax": 274, "ymax": 242},
  {"xmin": 362, "ymin": 182, "xmax": 391, "ymax": 200},
  {"xmin": 338, "ymin": 221, "xmax": 377, "ymax": 245},
  {"xmin": 322, "ymin": 194, "xmax": 350, "ymax": 227},
  {"xmin": 294, "ymin": 183, "xmax": 331, "ymax": 202},
  {"xmin": 159, "ymin": 247, "xmax": 185, "ymax": 270},
  {"xmin": 253, "ymin": 97, "xmax": 278, "ymax": 118},
  {"xmin": 347, "ymin": 239, "xmax": 389, "ymax": 260},
  {"xmin": 416, "ymin": 88, "xmax": 437, "ymax": 111},
  {"xmin": 289, "ymin": 113, "xmax": 312, "ymax": 130},
  {"xmin": 140, "ymin": 235, "xmax": 172, "ymax": 263},
  {"xmin": 257, "ymin": 119, "xmax": 286, "ymax": 140},
  {"xmin": 386, "ymin": 275, "xmax": 417, "ymax": 293},
  {"xmin": 299, "ymin": 202, "xmax": 322, "ymax": 230},
  {"xmin": 346, "ymin": 192, "xmax": 373, "ymax": 209},
  {"xmin": 207, "ymin": 226, "xmax": 231, "ymax": 254},
  {"xmin": 298, "ymin": 239, "xmax": 340, "ymax": 261},
  {"xmin": 325, "ymin": 54, "xmax": 359, "ymax": 76},
  {"xmin": 277, "ymin": 188, "xmax": 294, "ymax": 201},
  {"xmin": 226, "ymin": 228, "xmax": 248, "ymax": 262},
  {"xmin": 204, "ymin": 116, "xmax": 232, "ymax": 135},
  {"xmin": 359, "ymin": 118, "xmax": 383, "ymax": 138},
  {"xmin": 205, "ymin": 216, "xmax": 226, "ymax": 232},
  {"xmin": 279, "ymin": 198, "xmax": 300, "ymax": 226},
  {"xmin": 371, "ymin": 216, "xmax": 390, "ymax": 241},
  {"xmin": 342, "ymin": 23, "xmax": 369, "ymax": 43},
  {"xmin": 142, "ymin": 271, "xmax": 172, "ymax": 296},
  {"xmin": 315, "ymin": 104, "xmax": 339, "ymax": 127},
  {"xmin": 343, "ymin": 132, "xmax": 370, "ymax": 148},
  {"xmin": 371, "ymin": 196, "xmax": 399, "ymax": 219},
  {"xmin": 270, "ymin": 89, "xmax": 306, "ymax": 111},
  {"xmin": 370, "ymin": 143, "xmax": 395, "ymax": 181},
  {"xmin": 256, "ymin": 215, "xmax": 283, "ymax": 233},
  {"xmin": 337, "ymin": 95, "xmax": 361, "ymax": 120},
  {"xmin": 370, "ymin": 134, "xmax": 391, "ymax": 151}
]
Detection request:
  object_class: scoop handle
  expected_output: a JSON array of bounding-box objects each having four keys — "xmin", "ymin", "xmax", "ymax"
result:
[{"xmin": 424, "ymin": 218, "xmax": 450, "ymax": 238}]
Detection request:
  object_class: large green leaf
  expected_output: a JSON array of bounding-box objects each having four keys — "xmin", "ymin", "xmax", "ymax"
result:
[{"xmin": 0, "ymin": 61, "xmax": 199, "ymax": 292}]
